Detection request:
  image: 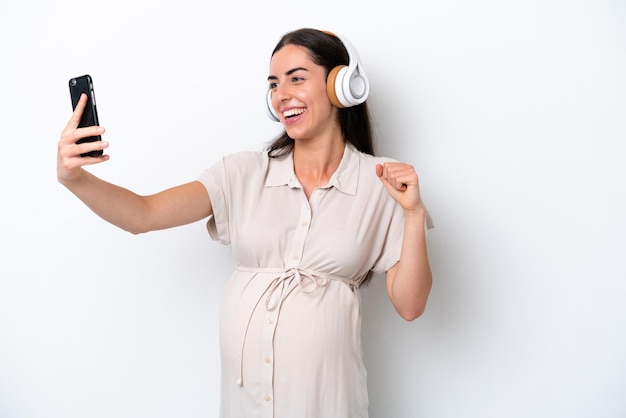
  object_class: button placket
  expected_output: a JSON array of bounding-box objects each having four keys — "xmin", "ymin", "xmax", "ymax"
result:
[
  {"xmin": 259, "ymin": 193, "xmax": 312, "ymax": 412},
  {"xmin": 286, "ymin": 195, "xmax": 311, "ymax": 269},
  {"xmin": 258, "ymin": 305, "xmax": 277, "ymax": 416}
]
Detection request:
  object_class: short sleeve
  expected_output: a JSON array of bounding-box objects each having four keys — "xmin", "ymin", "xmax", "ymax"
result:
[
  {"xmin": 370, "ymin": 201, "xmax": 405, "ymax": 274},
  {"xmin": 197, "ymin": 157, "xmax": 231, "ymax": 245}
]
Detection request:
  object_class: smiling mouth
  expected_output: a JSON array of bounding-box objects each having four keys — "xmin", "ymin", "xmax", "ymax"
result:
[{"xmin": 283, "ymin": 108, "xmax": 306, "ymax": 119}]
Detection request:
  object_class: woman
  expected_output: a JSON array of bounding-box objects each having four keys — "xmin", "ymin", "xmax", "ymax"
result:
[{"xmin": 57, "ymin": 28, "xmax": 432, "ymax": 418}]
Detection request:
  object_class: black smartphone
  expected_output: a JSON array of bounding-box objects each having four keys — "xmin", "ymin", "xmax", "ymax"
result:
[{"xmin": 69, "ymin": 74, "xmax": 103, "ymax": 157}]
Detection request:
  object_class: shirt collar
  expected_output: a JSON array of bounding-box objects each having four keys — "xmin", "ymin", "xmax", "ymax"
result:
[{"xmin": 265, "ymin": 143, "xmax": 360, "ymax": 196}]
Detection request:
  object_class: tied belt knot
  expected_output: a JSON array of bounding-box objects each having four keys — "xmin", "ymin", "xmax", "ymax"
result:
[{"xmin": 266, "ymin": 268, "xmax": 335, "ymax": 311}]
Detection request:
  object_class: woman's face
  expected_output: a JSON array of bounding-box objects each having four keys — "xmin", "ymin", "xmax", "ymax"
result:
[{"xmin": 268, "ymin": 44, "xmax": 338, "ymax": 141}]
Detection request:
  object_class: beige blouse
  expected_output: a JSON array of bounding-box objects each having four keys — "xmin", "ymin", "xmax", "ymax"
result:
[{"xmin": 198, "ymin": 143, "xmax": 418, "ymax": 418}]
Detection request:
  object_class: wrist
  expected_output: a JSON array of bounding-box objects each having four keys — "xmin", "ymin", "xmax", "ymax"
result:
[
  {"xmin": 403, "ymin": 204, "xmax": 426, "ymax": 221},
  {"xmin": 58, "ymin": 167, "xmax": 84, "ymax": 185}
]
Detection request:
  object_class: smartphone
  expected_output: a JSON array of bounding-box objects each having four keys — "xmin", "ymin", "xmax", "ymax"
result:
[{"xmin": 69, "ymin": 74, "xmax": 103, "ymax": 157}]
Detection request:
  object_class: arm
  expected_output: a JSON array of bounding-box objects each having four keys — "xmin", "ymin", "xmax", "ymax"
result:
[
  {"xmin": 57, "ymin": 94, "xmax": 213, "ymax": 234},
  {"xmin": 376, "ymin": 162, "xmax": 432, "ymax": 321}
]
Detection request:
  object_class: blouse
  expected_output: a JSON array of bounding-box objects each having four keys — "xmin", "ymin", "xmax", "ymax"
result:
[{"xmin": 197, "ymin": 142, "xmax": 424, "ymax": 418}]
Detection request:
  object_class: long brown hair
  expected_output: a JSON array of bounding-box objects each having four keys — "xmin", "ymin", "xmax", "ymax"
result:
[{"xmin": 266, "ymin": 28, "xmax": 375, "ymax": 158}]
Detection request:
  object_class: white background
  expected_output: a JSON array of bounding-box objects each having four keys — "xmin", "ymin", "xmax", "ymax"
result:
[{"xmin": 1, "ymin": 0, "xmax": 625, "ymax": 417}]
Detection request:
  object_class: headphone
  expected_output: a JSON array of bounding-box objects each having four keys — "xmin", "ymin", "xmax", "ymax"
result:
[{"xmin": 266, "ymin": 31, "xmax": 370, "ymax": 122}]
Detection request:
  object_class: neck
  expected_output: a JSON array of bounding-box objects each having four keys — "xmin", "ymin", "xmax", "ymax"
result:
[
  {"xmin": 293, "ymin": 136, "xmax": 345, "ymax": 193},
  {"xmin": 295, "ymin": 137, "xmax": 344, "ymax": 171}
]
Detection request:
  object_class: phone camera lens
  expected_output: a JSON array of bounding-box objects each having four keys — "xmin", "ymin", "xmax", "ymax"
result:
[{"xmin": 70, "ymin": 79, "xmax": 77, "ymax": 86}]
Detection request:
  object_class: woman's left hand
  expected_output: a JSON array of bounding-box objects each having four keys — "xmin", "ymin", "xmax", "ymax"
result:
[{"xmin": 376, "ymin": 162, "xmax": 423, "ymax": 212}]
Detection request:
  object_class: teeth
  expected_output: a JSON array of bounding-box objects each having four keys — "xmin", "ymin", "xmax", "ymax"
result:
[{"xmin": 283, "ymin": 108, "xmax": 305, "ymax": 118}]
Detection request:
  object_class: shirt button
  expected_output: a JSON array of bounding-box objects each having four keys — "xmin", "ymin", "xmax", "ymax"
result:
[
  {"xmin": 265, "ymin": 356, "xmax": 271, "ymax": 364},
  {"xmin": 292, "ymin": 254, "xmax": 299, "ymax": 260},
  {"xmin": 265, "ymin": 395, "xmax": 271, "ymax": 402},
  {"xmin": 267, "ymin": 318, "xmax": 274, "ymax": 324},
  {"xmin": 300, "ymin": 221, "xmax": 308, "ymax": 227}
]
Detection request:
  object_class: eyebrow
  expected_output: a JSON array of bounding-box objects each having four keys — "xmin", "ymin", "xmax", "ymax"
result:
[{"xmin": 267, "ymin": 67, "xmax": 309, "ymax": 82}]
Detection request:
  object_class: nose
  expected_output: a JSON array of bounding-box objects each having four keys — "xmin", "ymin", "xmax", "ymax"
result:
[{"xmin": 272, "ymin": 83, "xmax": 292, "ymax": 109}]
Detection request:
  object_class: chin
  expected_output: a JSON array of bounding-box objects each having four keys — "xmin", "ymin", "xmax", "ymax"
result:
[{"xmin": 284, "ymin": 128, "xmax": 304, "ymax": 141}]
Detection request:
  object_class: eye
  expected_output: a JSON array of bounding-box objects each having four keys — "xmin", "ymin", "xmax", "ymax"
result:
[
  {"xmin": 291, "ymin": 76, "xmax": 304, "ymax": 83},
  {"xmin": 269, "ymin": 82, "xmax": 278, "ymax": 89}
]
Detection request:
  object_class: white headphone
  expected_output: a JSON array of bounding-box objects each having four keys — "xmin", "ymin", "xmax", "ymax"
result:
[{"xmin": 266, "ymin": 31, "xmax": 370, "ymax": 122}]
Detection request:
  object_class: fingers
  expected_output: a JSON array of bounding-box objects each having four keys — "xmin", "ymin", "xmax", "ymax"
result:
[
  {"xmin": 59, "ymin": 92, "xmax": 106, "ymax": 156},
  {"xmin": 377, "ymin": 162, "xmax": 417, "ymax": 191},
  {"xmin": 376, "ymin": 162, "xmax": 423, "ymax": 211},
  {"xmin": 57, "ymin": 133, "xmax": 108, "ymax": 163},
  {"xmin": 63, "ymin": 93, "xmax": 88, "ymax": 133},
  {"xmin": 375, "ymin": 163, "xmax": 384, "ymax": 177},
  {"xmin": 59, "ymin": 124, "xmax": 106, "ymax": 152},
  {"xmin": 57, "ymin": 96, "xmax": 109, "ymax": 181}
]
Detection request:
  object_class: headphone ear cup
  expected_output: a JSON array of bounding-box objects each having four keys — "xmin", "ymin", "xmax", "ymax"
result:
[
  {"xmin": 327, "ymin": 65, "xmax": 347, "ymax": 108},
  {"xmin": 266, "ymin": 88, "xmax": 280, "ymax": 122},
  {"xmin": 328, "ymin": 32, "xmax": 370, "ymax": 107},
  {"xmin": 344, "ymin": 71, "xmax": 368, "ymax": 105}
]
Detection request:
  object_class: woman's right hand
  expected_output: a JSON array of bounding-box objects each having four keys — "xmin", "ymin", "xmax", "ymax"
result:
[{"xmin": 57, "ymin": 93, "xmax": 109, "ymax": 183}]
